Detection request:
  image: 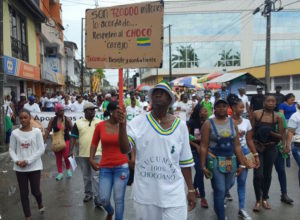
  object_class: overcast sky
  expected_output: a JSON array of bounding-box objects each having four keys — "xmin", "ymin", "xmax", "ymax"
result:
[{"xmin": 61, "ymin": 0, "xmax": 159, "ymax": 86}]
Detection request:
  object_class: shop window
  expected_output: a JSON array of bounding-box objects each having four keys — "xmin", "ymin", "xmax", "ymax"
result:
[
  {"xmin": 274, "ymin": 76, "xmax": 290, "ymax": 90},
  {"xmin": 9, "ymin": 6, "xmax": 28, "ymax": 62},
  {"xmin": 293, "ymin": 75, "xmax": 300, "ymax": 90}
]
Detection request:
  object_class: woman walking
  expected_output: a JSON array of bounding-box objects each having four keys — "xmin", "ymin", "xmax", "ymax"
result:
[
  {"xmin": 200, "ymin": 99, "xmax": 246, "ymax": 220},
  {"xmin": 279, "ymin": 93, "xmax": 296, "ymax": 122},
  {"xmin": 187, "ymin": 103, "xmax": 209, "ymax": 208},
  {"xmin": 90, "ymin": 102, "xmax": 129, "ymax": 220},
  {"xmin": 44, "ymin": 104, "xmax": 73, "ymax": 180},
  {"xmin": 249, "ymin": 94, "xmax": 284, "ymax": 211},
  {"xmin": 229, "ymin": 95, "xmax": 260, "ymax": 219},
  {"xmin": 9, "ymin": 109, "xmax": 45, "ymax": 220}
]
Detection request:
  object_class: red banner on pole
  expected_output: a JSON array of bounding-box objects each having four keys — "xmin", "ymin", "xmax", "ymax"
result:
[{"xmin": 118, "ymin": 68, "xmax": 124, "ymax": 109}]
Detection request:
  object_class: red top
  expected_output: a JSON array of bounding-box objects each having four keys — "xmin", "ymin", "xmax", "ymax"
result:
[{"xmin": 91, "ymin": 121, "xmax": 128, "ymax": 168}]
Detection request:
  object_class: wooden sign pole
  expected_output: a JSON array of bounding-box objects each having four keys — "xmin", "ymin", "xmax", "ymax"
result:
[{"xmin": 118, "ymin": 68, "xmax": 124, "ymax": 109}]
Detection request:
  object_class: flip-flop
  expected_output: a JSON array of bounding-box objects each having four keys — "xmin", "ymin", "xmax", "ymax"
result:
[
  {"xmin": 262, "ymin": 200, "xmax": 271, "ymax": 209},
  {"xmin": 253, "ymin": 201, "xmax": 261, "ymax": 212}
]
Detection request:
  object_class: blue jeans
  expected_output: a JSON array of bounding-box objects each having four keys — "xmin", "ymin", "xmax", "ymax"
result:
[
  {"xmin": 274, "ymin": 151, "xmax": 287, "ymax": 194},
  {"xmin": 230, "ymin": 146, "xmax": 249, "ymax": 209},
  {"xmin": 99, "ymin": 164, "xmax": 129, "ymax": 220},
  {"xmin": 192, "ymin": 150, "xmax": 205, "ymax": 197},
  {"xmin": 211, "ymin": 158, "xmax": 235, "ymax": 220},
  {"xmin": 292, "ymin": 143, "xmax": 300, "ymax": 188}
]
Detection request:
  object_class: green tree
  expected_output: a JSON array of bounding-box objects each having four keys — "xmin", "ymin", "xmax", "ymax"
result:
[
  {"xmin": 93, "ymin": 68, "xmax": 105, "ymax": 85},
  {"xmin": 215, "ymin": 49, "xmax": 240, "ymax": 67},
  {"xmin": 172, "ymin": 45, "xmax": 199, "ymax": 68}
]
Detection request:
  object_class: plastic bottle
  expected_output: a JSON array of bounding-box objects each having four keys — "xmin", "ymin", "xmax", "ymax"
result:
[{"xmin": 189, "ymin": 134, "xmax": 195, "ymax": 141}]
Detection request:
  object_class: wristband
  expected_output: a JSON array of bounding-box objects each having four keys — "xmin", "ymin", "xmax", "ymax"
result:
[
  {"xmin": 239, "ymin": 165, "xmax": 246, "ymax": 168},
  {"xmin": 253, "ymin": 152, "xmax": 259, "ymax": 157},
  {"xmin": 188, "ymin": 189, "xmax": 196, "ymax": 193}
]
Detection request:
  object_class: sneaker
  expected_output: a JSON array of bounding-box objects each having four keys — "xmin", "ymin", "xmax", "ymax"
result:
[
  {"xmin": 56, "ymin": 173, "xmax": 63, "ymax": 181},
  {"xmin": 39, "ymin": 206, "xmax": 45, "ymax": 214},
  {"xmin": 226, "ymin": 193, "xmax": 233, "ymax": 202},
  {"xmin": 67, "ymin": 170, "xmax": 72, "ymax": 178},
  {"xmin": 238, "ymin": 209, "xmax": 252, "ymax": 220},
  {"xmin": 83, "ymin": 195, "xmax": 93, "ymax": 203},
  {"xmin": 200, "ymin": 198, "xmax": 208, "ymax": 208}
]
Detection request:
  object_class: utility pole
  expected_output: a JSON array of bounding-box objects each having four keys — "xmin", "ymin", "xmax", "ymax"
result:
[
  {"xmin": 168, "ymin": 25, "xmax": 172, "ymax": 82},
  {"xmin": 265, "ymin": 7, "xmax": 271, "ymax": 93},
  {"xmin": 81, "ymin": 17, "xmax": 84, "ymax": 94},
  {"xmin": 0, "ymin": 0, "xmax": 5, "ymax": 146},
  {"xmin": 253, "ymin": 0, "xmax": 283, "ymax": 92}
]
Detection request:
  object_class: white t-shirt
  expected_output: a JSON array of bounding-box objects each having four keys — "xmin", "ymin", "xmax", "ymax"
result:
[
  {"xmin": 45, "ymin": 97, "xmax": 56, "ymax": 108},
  {"xmin": 71, "ymin": 101, "xmax": 85, "ymax": 112},
  {"xmin": 126, "ymin": 106, "xmax": 141, "ymax": 121},
  {"xmin": 237, "ymin": 118, "xmax": 252, "ymax": 147},
  {"xmin": 4, "ymin": 104, "xmax": 13, "ymax": 117},
  {"xmin": 63, "ymin": 102, "xmax": 73, "ymax": 112},
  {"xmin": 176, "ymin": 101, "xmax": 192, "ymax": 122},
  {"xmin": 24, "ymin": 103, "xmax": 41, "ymax": 114},
  {"xmin": 288, "ymin": 111, "xmax": 300, "ymax": 137},
  {"xmin": 9, "ymin": 128, "xmax": 45, "ymax": 172},
  {"xmin": 127, "ymin": 113, "xmax": 194, "ymax": 208},
  {"xmin": 140, "ymin": 101, "xmax": 149, "ymax": 113},
  {"xmin": 39, "ymin": 96, "xmax": 47, "ymax": 108},
  {"xmin": 238, "ymin": 94, "xmax": 249, "ymax": 114}
]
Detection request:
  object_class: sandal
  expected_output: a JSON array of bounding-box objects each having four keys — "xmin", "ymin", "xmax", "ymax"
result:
[
  {"xmin": 253, "ymin": 201, "xmax": 261, "ymax": 212},
  {"xmin": 262, "ymin": 200, "xmax": 271, "ymax": 209}
]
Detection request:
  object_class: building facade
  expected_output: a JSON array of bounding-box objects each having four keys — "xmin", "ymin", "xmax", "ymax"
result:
[
  {"xmin": 141, "ymin": 0, "xmax": 300, "ymax": 85},
  {"xmin": 62, "ymin": 41, "xmax": 80, "ymax": 94},
  {"xmin": 3, "ymin": 0, "xmax": 46, "ymax": 98},
  {"xmin": 40, "ymin": 0, "xmax": 65, "ymax": 95}
]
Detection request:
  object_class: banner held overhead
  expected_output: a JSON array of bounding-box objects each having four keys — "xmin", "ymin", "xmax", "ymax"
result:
[{"xmin": 85, "ymin": 1, "xmax": 164, "ymax": 69}]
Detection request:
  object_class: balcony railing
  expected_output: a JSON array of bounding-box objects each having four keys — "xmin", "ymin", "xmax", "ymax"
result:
[{"xmin": 11, "ymin": 37, "xmax": 28, "ymax": 62}]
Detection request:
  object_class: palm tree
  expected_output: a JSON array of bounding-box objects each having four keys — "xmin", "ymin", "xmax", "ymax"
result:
[
  {"xmin": 93, "ymin": 68, "xmax": 105, "ymax": 86},
  {"xmin": 215, "ymin": 49, "xmax": 240, "ymax": 67},
  {"xmin": 172, "ymin": 45, "xmax": 199, "ymax": 68}
]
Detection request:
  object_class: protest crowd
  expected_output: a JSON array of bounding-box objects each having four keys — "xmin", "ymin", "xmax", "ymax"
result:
[{"xmin": 5, "ymin": 81, "xmax": 300, "ymax": 220}]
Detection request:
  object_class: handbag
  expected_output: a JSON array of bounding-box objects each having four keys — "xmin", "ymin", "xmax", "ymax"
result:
[
  {"xmin": 51, "ymin": 121, "xmax": 66, "ymax": 152},
  {"xmin": 216, "ymin": 155, "xmax": 237, "ymax": 173}
]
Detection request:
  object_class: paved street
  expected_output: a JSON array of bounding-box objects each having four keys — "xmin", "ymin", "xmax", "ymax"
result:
[{"xmin": 0, "ymin": 141, "xmax": 299, "ymax": 220}]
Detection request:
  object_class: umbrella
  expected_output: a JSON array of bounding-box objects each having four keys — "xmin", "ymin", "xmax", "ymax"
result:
[
  {"xmin": 197, "ymin": 72, "xmax": 223, "ymax": 83},
  {"xmin": 136, "ymin": 84, "xmax": 153, "ymax": 91},
  {"xmin": 171, "ymin": 76, "xmax": 204, "ymax": 90}
]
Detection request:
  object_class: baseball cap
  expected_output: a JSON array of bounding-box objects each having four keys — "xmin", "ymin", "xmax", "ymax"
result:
[
  {"xmin": 28, "ymin": 95, "xmax": 35, "ymax": 102},
  {"xmin": 214, "ymin": 99, "xmax": 228, "ymax": 108},
  {"xmin": 20, "ymin": 93, "xmax": 26, "ymax": 97},
  {"xmin": 257, "ymin": 85, "xmax": 263, "ymax": 90},
  {"xmin": 83, "ymin": 102, "xmax": 97, "ymax": 111},
  {"xmin": 105, "ymin": 93, "xmax": 112, "ymax": 99},
  {"xmin": 149, "ymin": 80, "xmax": 175, "ymax": 106}
]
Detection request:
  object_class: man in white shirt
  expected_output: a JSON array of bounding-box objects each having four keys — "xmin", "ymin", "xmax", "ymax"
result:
[
  {"xmin": 117, "ymin": 80, "xmax": 196, "ymax": 220},
  {"xmin": 176, "ymin": 94, "xmax": 192, "ymax": 122},
  {"xmin": 237, "ymin": 88, "xmax": 250, "ymax": 118},
  {"xmin": 287, "ymin": 101, "xmax": 300, "ymax": 189},
  {"xmin": 139, "ymin": 94, "xmax": 149, "ymax": 114},
  {"xmin": 71, "ymin": 95, "xmax": 85, "ymax": 112},
  {"xmin": 24, "ymin": 96, "xmax": 41, "ymax": 114},
  {"xmin": 126, "ymin": 98, "xmax": 141, "ymax": 121}
]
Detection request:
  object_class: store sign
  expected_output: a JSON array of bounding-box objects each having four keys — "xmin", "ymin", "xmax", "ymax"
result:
[
  {"xmin": 3, "ymin": 55, "xmax": 40, "ymax": 80},
  {"xmin": 3, "ymin": 55, "xmax": 18, "ymax": 75},
  {"xmin": 85, "ymin": 1, "xmax": 164, "ymax": 69},
  {"xmin": 19, "ymin": 61, "xmax": 40, "ymax": 80},
  {"xmin": 42, "ymin": 57, "xmax": 64, "ymax": 85}
]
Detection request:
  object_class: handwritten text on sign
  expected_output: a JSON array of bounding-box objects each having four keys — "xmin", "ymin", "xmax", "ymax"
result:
[{"xmin": 85, "ymin": 1, "xmax": 164, "ymax": 68}]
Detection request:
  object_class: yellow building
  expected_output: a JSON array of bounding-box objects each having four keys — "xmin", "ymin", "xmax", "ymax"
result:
[
  {"xmin": 230, "ymin": 59, "xmax": 300, "ymax": 96},
  {"xmin": 3, "ymin": 0, "xmax": 46, "ymax": 97}
]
